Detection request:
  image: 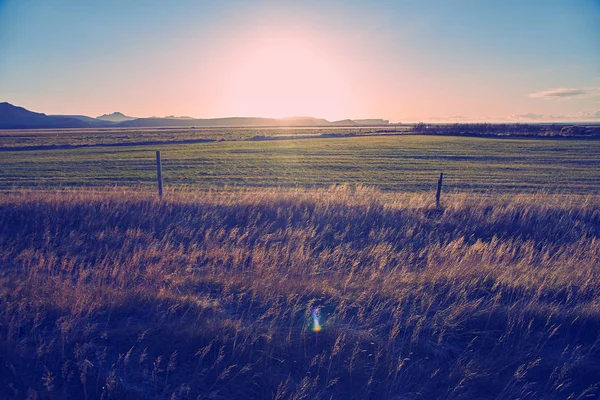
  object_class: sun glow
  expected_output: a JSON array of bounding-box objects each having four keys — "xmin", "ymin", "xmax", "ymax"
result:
[{"xmin": 221, "ymin": 33, "xmax": 350, "ymax": 119}]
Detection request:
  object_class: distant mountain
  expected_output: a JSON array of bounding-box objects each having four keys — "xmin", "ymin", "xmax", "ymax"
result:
[
  {"xmin": 97, "ymin": 112, "xmax": 136, "ymax": 122},
  {"xmin": 114, "ymin": 116, "xmax": 390, "ymax": 127},
  {"xmin": 0, "ymin": 102, "xmax": 392, "ymax": 129},
  {"xmin": 117, "ymin": 116, "xmax": 361, "ymax": 128},
  {"xmin": 332, "ymin": 119, "xmax": 390, "ymax": 126},
  {"xmin": 353, "ymin": 119, "xmax": 390, "ymax": 125},
  {"xmin": 332, "ymin": 119, "xmax": 359, "ymax": 126},
  {"xmin": 280, "ymin": 116, "xmax": 331, "ymax": 126},
  {"xmin": 116, "ymin": 117, "xmax": 282, "ymax": 128},
  {"xmin": 0, "ymin": 102, "xmax": 100, "ymax": 129},
  {"xmin": 52, "ymin": 114, "xmax": 108, "ymax": 125},
  {"xmin": 165, "ymin": 115, "xmax": 194, "ymax": 120}
]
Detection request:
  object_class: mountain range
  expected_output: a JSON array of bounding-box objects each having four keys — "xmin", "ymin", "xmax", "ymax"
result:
[
  {"xmin": 96, "ymin": 112, "xmax": 136, "ymax": 122},
  {"xmin": 0, "ymin": 102, "xmax": 390, "ymax": 129}
]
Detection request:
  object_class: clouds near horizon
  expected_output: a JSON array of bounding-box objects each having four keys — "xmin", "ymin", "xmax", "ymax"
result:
[{"xmin": 529, "ymin": 87, "xmax": 600, "ymax": 99}]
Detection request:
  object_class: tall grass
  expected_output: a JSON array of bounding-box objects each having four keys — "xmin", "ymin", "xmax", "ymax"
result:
[{"xmin": 1, "ymin": 187, "xmax": 599, "ymax": 399}]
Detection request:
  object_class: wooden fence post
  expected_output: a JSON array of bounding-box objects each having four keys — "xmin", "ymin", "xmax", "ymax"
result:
[
  {"xmin": 156, "ymin": 151, "xmax": 163, "ymax": 198},
  {"xmin": 436, "ymin": 172, "xmax": 443, "ymax": 207}
]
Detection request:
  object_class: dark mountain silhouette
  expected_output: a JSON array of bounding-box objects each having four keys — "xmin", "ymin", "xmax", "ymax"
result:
[
  {"xmin": 331, "ymin": 119, "xmax": 390, "ymax": 126},
  {"xmin": 280, "ymin": 116, "xmax": 331, "ymax": 126},
  {"xmin": 52, "ymin": 114, "xmax": 108, "ymax": 125},
  {"xmin": 165, "ymin": 115, "xmax": 194, "ymax": 120},
  {"xmin": 0, "ymin": 103, "xmax": 101, "ymax": 129},
  {"xmin": 116, "ymin": 116, "xmax": 346, "ymax": 128},
  {"xmin": 354, "ymin": 119, "xmax": 390, "ymax": 125},
  {"xmin": 96, "ymin": 112, "xmax": 136, "ymax": 122},
  {"xmin": 116, "ymin": 117, "xmax": 282, "ymax": 128},
  {"xmin": 332, "ymin": 119, "xmax": 359, "ymax": 126},
  {"xmin": 0, "ymin": 102, "xmax": 392, "ymax": 129}
]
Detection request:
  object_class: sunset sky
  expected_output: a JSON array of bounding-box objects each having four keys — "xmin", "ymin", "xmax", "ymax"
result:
[{"xmin": 1, "ymin": 0, "xmax": 599, "ymax": 122}]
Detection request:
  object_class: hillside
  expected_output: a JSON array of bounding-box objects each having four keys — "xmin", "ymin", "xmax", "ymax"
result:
[
  {"xmin": 115, "ymin": 116, "xmax": 282, "ymax": 128},
  {"xmin": 97, "ymin": 111, "xmax": 136, "ymax": 122},
  {"xmin": 0, "ymin": 103, "xmax": 392, "ymax": 129},
  {"xmin": 0, "ymin": 102, "xmax": 96, "ymax": 129},
  {"xmin": 52, "ymin": 114, "xmax": 107, "ymax": 125}
]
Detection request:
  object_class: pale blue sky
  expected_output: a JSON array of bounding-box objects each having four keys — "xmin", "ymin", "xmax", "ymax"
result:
[{"xmin": 0, "ymin": 0, "xmax": 599, "ymax": 121}]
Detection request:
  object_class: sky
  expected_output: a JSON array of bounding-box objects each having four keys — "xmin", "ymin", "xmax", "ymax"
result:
[{"xmin": 0, "ymin": 0, "xmax": 599, "ymax": 122}]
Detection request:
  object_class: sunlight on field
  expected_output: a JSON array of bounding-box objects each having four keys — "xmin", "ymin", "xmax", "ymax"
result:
[{"xmin": 2, "ymin": 135, "xmax": 599, "ymax": 193}]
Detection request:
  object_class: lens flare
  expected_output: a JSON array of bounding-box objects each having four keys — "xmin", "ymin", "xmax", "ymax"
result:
[{"xmin": 312, "ymin": 307, "xmax": 322, "ymax": 332}]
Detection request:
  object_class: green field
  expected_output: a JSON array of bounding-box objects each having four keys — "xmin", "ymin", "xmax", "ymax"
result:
[
  {"xmin": 0, "ymin": 126, "xmax": 408, "ymax": 148},
  {"xmin": 2, "ymin": 134, "xmax": 600, "ymax": 193}
]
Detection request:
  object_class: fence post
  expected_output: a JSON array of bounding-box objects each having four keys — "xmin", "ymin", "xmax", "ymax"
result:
[
  {"xmin": 436, "ymin": 172, "xmax": 443, "ymax": 207},
  {"xmin": 156, "ymin": 151, "xmax": 163, "ymax": 198}
]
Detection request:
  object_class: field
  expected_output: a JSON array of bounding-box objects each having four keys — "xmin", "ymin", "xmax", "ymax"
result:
[
  {"xmin": 2, "ymin": 133, "xmax": 600, "ymax": 193},
  {"xmin": 1, "ymin": 188, "xmax": 599, "ymax": 399},
  {"xmin": 0, "ymin": 126, "xmax": 409, "ymax": 149},
  {"xmin": 1, "ymin": 130, "xmax": 600, "ymax": 399}
]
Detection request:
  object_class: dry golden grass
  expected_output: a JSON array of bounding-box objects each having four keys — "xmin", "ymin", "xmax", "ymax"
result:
[{"xmin": 1, "ymin": 187, "xmax": 599, "ymax": 399}]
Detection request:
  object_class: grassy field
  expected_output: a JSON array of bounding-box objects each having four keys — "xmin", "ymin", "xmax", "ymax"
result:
[
  {"xmin": 2, "ymin": 134, "xmax": 600, "ymax": 193},
  {"xmin": 0, "ymin": 126, "xmax": 408, "ymax": 149},
  {"xmin": 1, "ymin": 124, "xmax": 597, "ymax": 150},
  {"xmin": 1, "ymin": 188, "xmax": 599, "ymax": 399},
  {"xmin": 2, "ymin": 131, "xmax": 600, "ymax": 398}
]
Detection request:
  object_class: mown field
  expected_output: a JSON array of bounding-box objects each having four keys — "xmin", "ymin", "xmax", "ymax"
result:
[
  {"xmin": 1, "ymin": 188, "xmax": 599, "ymax": 399},
  {"xmin": 0, "ymin": 126, "xmax": 408, "ymax": 149},
  {"xmin": 1, "ymin": 123, "xmax": 598, "ymax": 150},
  {"xmin": 2, "ymin": 134, "xmax": 600, "ymax": 193}
]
